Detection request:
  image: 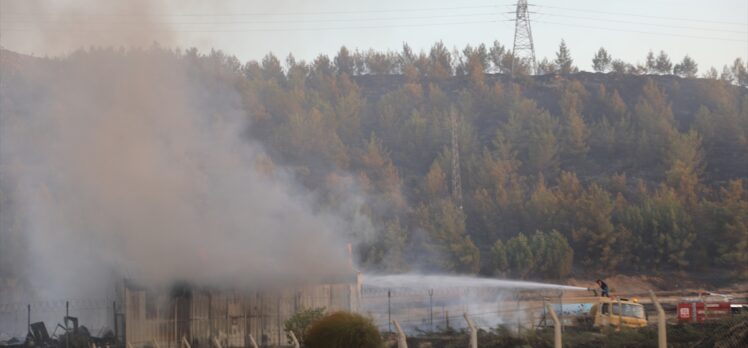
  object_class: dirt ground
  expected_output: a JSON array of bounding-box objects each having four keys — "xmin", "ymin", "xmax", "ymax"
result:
[{"xmin": 564, "ymin": 271, "xmax": 748, "ymax": 296}]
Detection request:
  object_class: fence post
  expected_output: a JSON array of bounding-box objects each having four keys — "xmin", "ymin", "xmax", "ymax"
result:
[
  {"xmin": 516, "ymin": 297, "xmax": 521, "ymax": 334},
  {"xmin": 212, "ymin": 336, "xmax": 222, "ymax": 348},
  {"xmin": 174, "ymin": 299, "xmax": 178, "ymax": 348},
  {"xmin": 649, "ymin": 291, "xmax": 667, "ymax": 348},
  {"xmin": 559, "ymin": 292, "xmax": 564, "ymax": 333},
  {"xmin": 287, "ymin": 330, "xmax": 300, "ymax": 348},
  {"xmin": 445, "ymin": 310, "xmax": 449, "ymax": 330},
  {"xmin": 181, "ymin": 336, "xmax": 191, "ymax": 348},
  {"xmin": 123, "ymin": 285, "xmax": 128, "ymax": 348},
  {"xmin": 226, "ymin": 298, "xmax": 230, "ymax": 346},
  {"xmin": 208, "ymin": 294, "xmax": 213, "ymax": 340},
  {"xmin": 66, "ymin": 301, "xmax": 70, "ymax": 348},
  {"xmin": 27, "ymin": 304, "xmax": 30, "ymax": 336},
  {"xmin": 246, "ymin": 334, "xmax": 258, "ymax": 348},
  {"xmin": 545, "ymin": 302, "xmax": 562, "ymax": 348},
  {"xmin": 276, "ymin": 296, "xmax": 281, "ymax": 347},
  {"xmin": 387, "ymin": 290, "xmax": 392, "ymax": 334},
  {"xmin": 428, "ymin": 289, "xmax": 433, "ymax": 332},
  {"xmin": 113, "ymin": 302, "xmax": 118, "ymax": 346},
  {"xmin": 463, "ymin": 313, "xmax": 477, "ymax": 348},
  {"xmin": 243, "ymin": 304, "xmax": 248, "ymax": 348},
  {"xmin": 392, "ymin": 319, "xmax": 407, "ymax": 348}
]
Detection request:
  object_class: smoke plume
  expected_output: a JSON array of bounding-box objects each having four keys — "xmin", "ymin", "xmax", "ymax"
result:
[{"xmin": 0, "ymin": 1, "xmax": 360, "ymax": 299}]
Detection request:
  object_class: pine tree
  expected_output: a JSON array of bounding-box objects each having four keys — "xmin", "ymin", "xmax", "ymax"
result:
[
  {"xmin": 360, "ymin": 134, "xmax": 406, "ymax": 211},
  {"xmin": 664, "ymin": 130, "xmax": 704, "ymax": 205},
  {"xmin": 334, "ymin": 46, "xmax": 355, "ymax": 75},
  {"xmin": 592, "ymin": 47, "xmax": 612, "ymax": 73},
  {"xmin": 537, "ymin": 58, "xmax": 558, "ymax": 75},
  {"xmin": 424, "ymin": 161, "xmax": 449, "ymax": 200},
  {"xmin": 731, "ymin": 58, "xmax": 748, "ymax": 86},
  {"xmin": 697, "ymin": 180, "xmax": 748, "ymax": 272},
  {"xmin": 559, "ymin": 81, "xmax": 590, "ymax": 159},
  {"xmin": 611, "ymin": 59, "xmax": 628, "ymax": 74},
  {"xmin": 645, "ymin": 51, "xmax": 656, "ymax": 73},
  {"xmin": 654, "ymin": 51, "xmax": 673, "ymax": 74},
  {"xmin": 529, "ymin": 231, "xmax": 550, "ymax": 276},
  {"xmin": 461, "ymin": 44, "xmax": 489, "ymax": 86},
  {"xmin": 546, "ymin": 230, "xmax": 574, "ymax": 278},
  {"xmin": 632, "ymin": 79, "xmax": 676, "ymax": 166},
  {"xmin": 555, "ymin": 40, "xmax": 576, "ymax": 74},
  {"xmin": 261, "ymin": 52, "xmax": 285, "ymax": 81},
  {"xmin": 673, "ymin": 55, "xmax": 698, "ymax": 78},
  {"xmin": 620, "ymin": 186, "xmax": 695, "ymax": 269},
  {"xmin": 570, "ymin": 184, "xmax": 618, "ymax": 270},
  {"xmin": 702, "ymin": 67, "xmax": 719, "ymax": 79},
  {"xmin": 429, "ymin": 41, "xmax": 453, "ymax": 81},
  {"xmin": 526, "ymin": 176, "xmax": 560, "ymax": 233},
  {"xmin": 489, "ymin": 239, "xmax": 509, "ymax": 276},
  {"xmin": 530, "ymin": 230, "xmax": 574, "ymax": 279},
  {"xmin": 381, "ymin": 219, "xmax": 408, "ymax": 271},
  {"xmin": 489, "ymin": 41, "xmax": 509, "ymax": 73},
  {"xmin": 415, "ymin": 199, "xmax": 480, "ymax": 273},
  {"xmin": 506, "ymin": 233, "xmax": 534, "ymax": 279}
]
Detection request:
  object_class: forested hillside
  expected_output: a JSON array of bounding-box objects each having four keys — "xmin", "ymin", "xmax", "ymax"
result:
[{"xmin": 2, "ymin": 42, "xmax": 747, "ymax": 281}]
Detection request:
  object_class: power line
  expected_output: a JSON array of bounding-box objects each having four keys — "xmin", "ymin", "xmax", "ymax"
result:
[
  {"xmin": 532, "ymin": 3, "xmax": 747, "ymax": 26},
  {"xmin": 0, "ymin": 4, "xmax": 500, "ymax": 18},
  {"xmin": 0, "ymin": 11, "xmax": 503, "ymax": 26},
  {"xmin": 0, "ymin": 19, "xmax": 508, "ymax": 34},
  {"xmin": 534, "ymin": 12, "xmax": 748, "ymax": 35},
  {"xmin": 533, "ymin": 19, "xmax": 748, "ymax": 43}
]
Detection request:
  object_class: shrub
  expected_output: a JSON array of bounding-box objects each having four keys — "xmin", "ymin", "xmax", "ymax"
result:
[
  {"xmin": 283, "ymin": 307, "xmax": 325, "ymax": 345},
  {"xmin": 304, "ymin": 311, "xmax": 382, "ymax": 348}
]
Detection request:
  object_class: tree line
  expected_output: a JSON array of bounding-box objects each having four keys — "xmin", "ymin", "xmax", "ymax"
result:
[
  {"xmin": 236, "ymin": 41, "xmax": 748, "ymax": 279},
  {"xmin": 248, "ymin": 40, "xmax": 747, "ymax": 84},
  {"xmin": 1, "ymin": 41, "xmax": 747, "ymax": 282}
]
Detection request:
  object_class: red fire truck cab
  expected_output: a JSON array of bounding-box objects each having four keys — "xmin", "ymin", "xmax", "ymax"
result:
[{"xmin": 677, "ymin": 293, "xmax": 734, "ymax": 322}]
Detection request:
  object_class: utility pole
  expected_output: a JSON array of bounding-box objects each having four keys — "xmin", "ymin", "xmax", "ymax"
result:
[
  {"xmin": 392, "ymin": 320, "xmax": 408, "ymax": 348},
  {"xmin": 545, "ymin": 302, "xmax": 562, "ymax": 348},
  {"xmin": 649, "ymin": 291, "xmax": 667, "ymax": 348},
  {"xmin": 511, "ymin": 0, "xmax": 537, "ymax": 76},
  {"xmin": 450, "ymin": 109, "xmax": 463, "ymax": 209},
  {"xmin": 428, "ymin": 289, "xmax": 434, "ymax": 332},
  {"xmin": 65, "ymin": 301, "xmax": 70, "ymax": 348},
  {"xmin": 387, "ymin": 290, "xmax": 392, "ymax": 334},
  {"xmin": 463, "ymin": 313, "xmax": 477, "ymax": 348}
]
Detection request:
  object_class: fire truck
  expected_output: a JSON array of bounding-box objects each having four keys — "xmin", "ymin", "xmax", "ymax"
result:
[
  {"xmin": 589, "ymin": 297, "xmax": 648, "ymax": 328},
  {"xmin": 551, "ymin": 296, "xmax": 648, "ymax": 329},
  {"xmin": 677, "ymin": 292, "xmax": 736, "ymax": 322}
]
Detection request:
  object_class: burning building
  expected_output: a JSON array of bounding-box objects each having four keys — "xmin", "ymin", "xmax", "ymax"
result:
[{"xmin": 119, "ymin": 273, "xmax": 361, "ymax": 348}]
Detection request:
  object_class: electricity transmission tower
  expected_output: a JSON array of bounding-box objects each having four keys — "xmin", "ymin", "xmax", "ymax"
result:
[
  {"xmin": 450, "ymin": 110, "xmax": 463, "ymax": 209},
  {"xmin": 511, "ymin": 0, "xmax": 537, "ymax": 75}
]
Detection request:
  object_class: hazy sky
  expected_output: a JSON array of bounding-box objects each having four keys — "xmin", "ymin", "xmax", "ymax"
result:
[{"xmin": 1, "ymin": 0, "xmax": 746, "ymax": 72}]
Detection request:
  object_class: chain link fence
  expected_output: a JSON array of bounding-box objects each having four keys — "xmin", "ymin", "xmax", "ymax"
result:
[
  {"xmin": 0, "ymin": 298, "xmax": 115, "ymax": 341},
  {"xmin": 360, "ymin": 286, "xmax": 553, "ymax": 335},
  {"xmin": 6, "ymin": 288, "xmax": 742, "ymax": 347}
]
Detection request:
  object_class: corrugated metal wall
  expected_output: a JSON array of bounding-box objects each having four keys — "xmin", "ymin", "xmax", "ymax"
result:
[{"xmin": 123, "ymin": 280, "xmax": 360, "ymax": 348}]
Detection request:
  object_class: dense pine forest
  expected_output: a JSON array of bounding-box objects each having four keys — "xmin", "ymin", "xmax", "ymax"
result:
[{"xmin": 2, "ymin": 41, "xmax": 748, "ymax": 283}]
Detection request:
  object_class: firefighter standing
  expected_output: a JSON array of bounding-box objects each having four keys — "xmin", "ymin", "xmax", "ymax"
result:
[{"xmin": 596, "ymin": 279, "xmax": 610, "ymax": 297}]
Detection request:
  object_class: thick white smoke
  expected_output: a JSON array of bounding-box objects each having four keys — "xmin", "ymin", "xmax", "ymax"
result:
[{"xmin": 0, "ymin": 1, "xmax": 362, "ymax": 299}]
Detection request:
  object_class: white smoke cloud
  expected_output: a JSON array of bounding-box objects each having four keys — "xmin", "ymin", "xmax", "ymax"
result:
[{"xmin": 0, "ymin": 1, "xmax": 363, "ymax": 299}]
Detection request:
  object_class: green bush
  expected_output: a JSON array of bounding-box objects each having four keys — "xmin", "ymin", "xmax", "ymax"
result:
[
  {"xmin": 304, "ymin": 311, "xmax": 383, "ymax": 348},
  {"xmin": 284, "ymin": 307, "xmax": 325, "ymax": 345}
]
